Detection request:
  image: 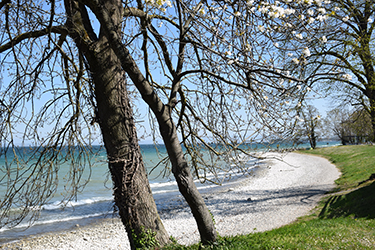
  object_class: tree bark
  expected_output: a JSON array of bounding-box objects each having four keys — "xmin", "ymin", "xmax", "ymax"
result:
[
  {"xmin": 91, "ymin": 49, "xmax": 170, "ymax": 249},
  {"xmin": 64, "ymin": 0, "xmax": 171, "ymax": 248},
  {"xmin": 370, "ymin": 98, "xmax": 375, "ymax": 142}
]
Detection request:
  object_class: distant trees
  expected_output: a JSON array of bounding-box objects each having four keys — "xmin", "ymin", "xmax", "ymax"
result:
[{"xmin": 325, "ymin": 107, "xmax": 373, "ymax": 144}]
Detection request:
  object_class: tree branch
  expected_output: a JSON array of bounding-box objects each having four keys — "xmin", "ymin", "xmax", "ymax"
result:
[{"xmin": 0, "ymin": 26, "xmax": 68, "ymax": 53}]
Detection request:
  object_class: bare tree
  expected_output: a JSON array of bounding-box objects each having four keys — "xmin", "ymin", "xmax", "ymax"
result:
[
  {"xmin": 0, "ymin": 0, "xmax": 314, "ymax": 247},
  {"xmin": 300, "ymin": 105, "xmax": 321, "ymax": 149},
  {"xmin": 87, "ymin": 0, "xmax": 313, "ymax": 242},
  {"xmin": 0, "ymin": 1, "xmax": 170, "ymax": 248}
]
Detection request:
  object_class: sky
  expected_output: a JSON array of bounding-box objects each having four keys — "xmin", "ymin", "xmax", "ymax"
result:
[{"xmin": 0, "ymin": 2, "xmax": 340, "ymax": 147}]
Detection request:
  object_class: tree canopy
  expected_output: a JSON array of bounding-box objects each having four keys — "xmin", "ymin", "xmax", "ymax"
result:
[{"xmin": 263, "ymin": 0, "xmax": 375, "ymax": 139}]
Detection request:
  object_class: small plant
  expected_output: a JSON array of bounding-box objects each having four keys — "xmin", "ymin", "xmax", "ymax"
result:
[
  {"xmin": 208, "ymin": 209, "xmax": 216, "ymax": 225},
  {"xmin": 132, "ymin": 227, "xmax": 160, "ymax": 249},
  {"xmin": 169, "ymin": 236, "xmax": 178, "ymax": 244}
]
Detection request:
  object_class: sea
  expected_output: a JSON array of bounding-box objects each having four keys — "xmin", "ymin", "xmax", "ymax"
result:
[{"xmin": 0, "ymin": 140, "xmax": 340, "ymax": 244}]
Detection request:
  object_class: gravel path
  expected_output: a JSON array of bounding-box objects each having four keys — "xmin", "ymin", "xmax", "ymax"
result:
[{"xmin": 1, "ymin": 152, "xmax": 340, "ymax": 250}]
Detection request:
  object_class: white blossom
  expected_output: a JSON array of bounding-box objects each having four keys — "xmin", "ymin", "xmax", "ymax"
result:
[
  {"xmin": 259, "ymin": 6, "xmax": 269, "ymax": 14},
  {"xmin": 368, "ymin": 18, "xmax": 374, "ymax": 23},
  {"xmin": 292, "ymin": 58, "xmax": 300, "ymax": 64},
  {"xmin": 246, "ymin": 0, "xmax": 254, "ymax": 6},
  {"xmin": 166, "ymin": 0, "xmax": 172, "ymax": 7},
  {"xmin": 295, "ymin": 33, "xmax": 303, "ymax": 39},
  {"xmin": 284, "ymin": 8, "xmax": 295, "ymax": 15},
  {"xmin": 343, "ymin": 16, "xmax": 350, "ymax": 22},
  {"xmin": 307, "ymin": 9, "xmax": 314, "ymax": 16},
  {"xmin": 269, "ymin": 11, "xmax": 280, "ymax": 18},
  {"xmin": 316, "ymin": 15, "xmax": 328, "ymax": 22},
  {"xmin": 315, "ymin": 0, "xmax": 323, "ymax": 6},
  {"xmin": 287, "ymin": 52, "xmax": 294, "ymax": 57},
  {"xmin": 317, "ymin": 8, "xmax": 326, "ymax": 14},
  {"xmin": 258, "ymin": 25, "xmax": 265, "ymax": 32},
  {"xmin": 321, "ymin": 36, "xmax": 327, "ymax": 43},
  {"xmin": 199, "ymin": 8, "xmax": 205, "ymax": 15},
  {"xmin": 307, "ymin": 17, "xmax": 315, "ymax": 24},
  {"xmin": 342, "ymin": 73, "xmax": 352, "ymax": 81},
  {"xmin": 285, "ymin": 22, "xmax": 293, "ymax": 28},
  {"xmin": 302, "ymin": 47, "xmax": 311, "ymax": 57}
]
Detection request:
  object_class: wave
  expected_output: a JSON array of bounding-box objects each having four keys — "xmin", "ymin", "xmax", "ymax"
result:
[
  {"xmin": 0, "ymin": 212, "xmax": 109, "ymax": 233},
  {"xmin": 42, "ymin": 196, "xmax": 113, "ymax": 210}
]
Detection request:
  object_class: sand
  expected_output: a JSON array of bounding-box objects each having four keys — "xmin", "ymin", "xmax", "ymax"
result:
[{"xmin": 0, "ymin": 152, "xmax": 340, "ymax": 250}]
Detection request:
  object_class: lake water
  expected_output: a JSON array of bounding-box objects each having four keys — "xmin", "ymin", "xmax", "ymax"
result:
[{"xmin": 0, "ymin": 140, "xmax": 340, "ymax": 243}]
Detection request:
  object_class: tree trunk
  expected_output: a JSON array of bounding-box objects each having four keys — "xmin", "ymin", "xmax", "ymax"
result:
[
  {"xmin": 366, "ymin": 89, "xmax": 375, "ymax": 142},
  {"xmin": 64, "ymin": 0, "xmax": 170, "ymax": 248},
  {"xmin": 370, "ymin": 102, "xmax": 375, "ymax": 142},
  {"xmin": 92, "ymin": 53, "xmax": 170, "ymax": 249},
  {"xmin": 157, "ymin": 109, "xmax": 218, "ymax": 244}
]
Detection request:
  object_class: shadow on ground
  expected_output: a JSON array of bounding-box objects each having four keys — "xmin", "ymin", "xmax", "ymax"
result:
[{"xmin": 319, "ymin": 181, "xmax": 375, "ymax": 219}]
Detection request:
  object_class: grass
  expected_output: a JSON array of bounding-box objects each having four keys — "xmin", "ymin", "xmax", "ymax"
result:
[{"xmin": 162, "ymin": 145, "xmax": 375, "ymax": 250}]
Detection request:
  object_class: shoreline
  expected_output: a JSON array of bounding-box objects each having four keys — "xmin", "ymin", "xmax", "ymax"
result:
[{"xmin": 0, "ymin": 152, "xmax": 340, "ymax": 250}]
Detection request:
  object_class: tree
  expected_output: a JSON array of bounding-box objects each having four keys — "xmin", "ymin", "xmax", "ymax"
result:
[
  {"xmin": 294, "ymin": 104, "xmax": 321, "ymax": 149},
  {"xmin": 0, "ymin": 0, "xmax": 316, "ymax": 247},
  {"xmin": 0, "ymin": 1, "xmax": 170, "ymax": 248},
  {"xmin": 325, "ymin": 107, "xmax": 372, "ymax": 144},
  {"xmin": 266, "ymin": 0, "xmax": 375, "ymax": 141}
]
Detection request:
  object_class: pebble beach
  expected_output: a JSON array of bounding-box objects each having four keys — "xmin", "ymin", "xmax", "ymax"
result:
[{"xmin": 0, "ymin": 152, "xmax": 340, "ymax": 250}]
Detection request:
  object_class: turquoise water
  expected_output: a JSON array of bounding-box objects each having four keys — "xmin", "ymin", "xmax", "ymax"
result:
[{"xmin": 0, "ymin": 140, "xmax": 340, "ymax": 243}]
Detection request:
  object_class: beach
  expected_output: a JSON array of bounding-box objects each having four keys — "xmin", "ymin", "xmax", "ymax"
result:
[{"xmin": 0, "ymin": 152, "xmax": 340, "ymax": 250}]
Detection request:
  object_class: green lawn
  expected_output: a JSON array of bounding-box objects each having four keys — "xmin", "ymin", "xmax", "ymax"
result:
[{"xmin": 163, "ymin": 145, "xmax": 375, "ymax": 250}]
